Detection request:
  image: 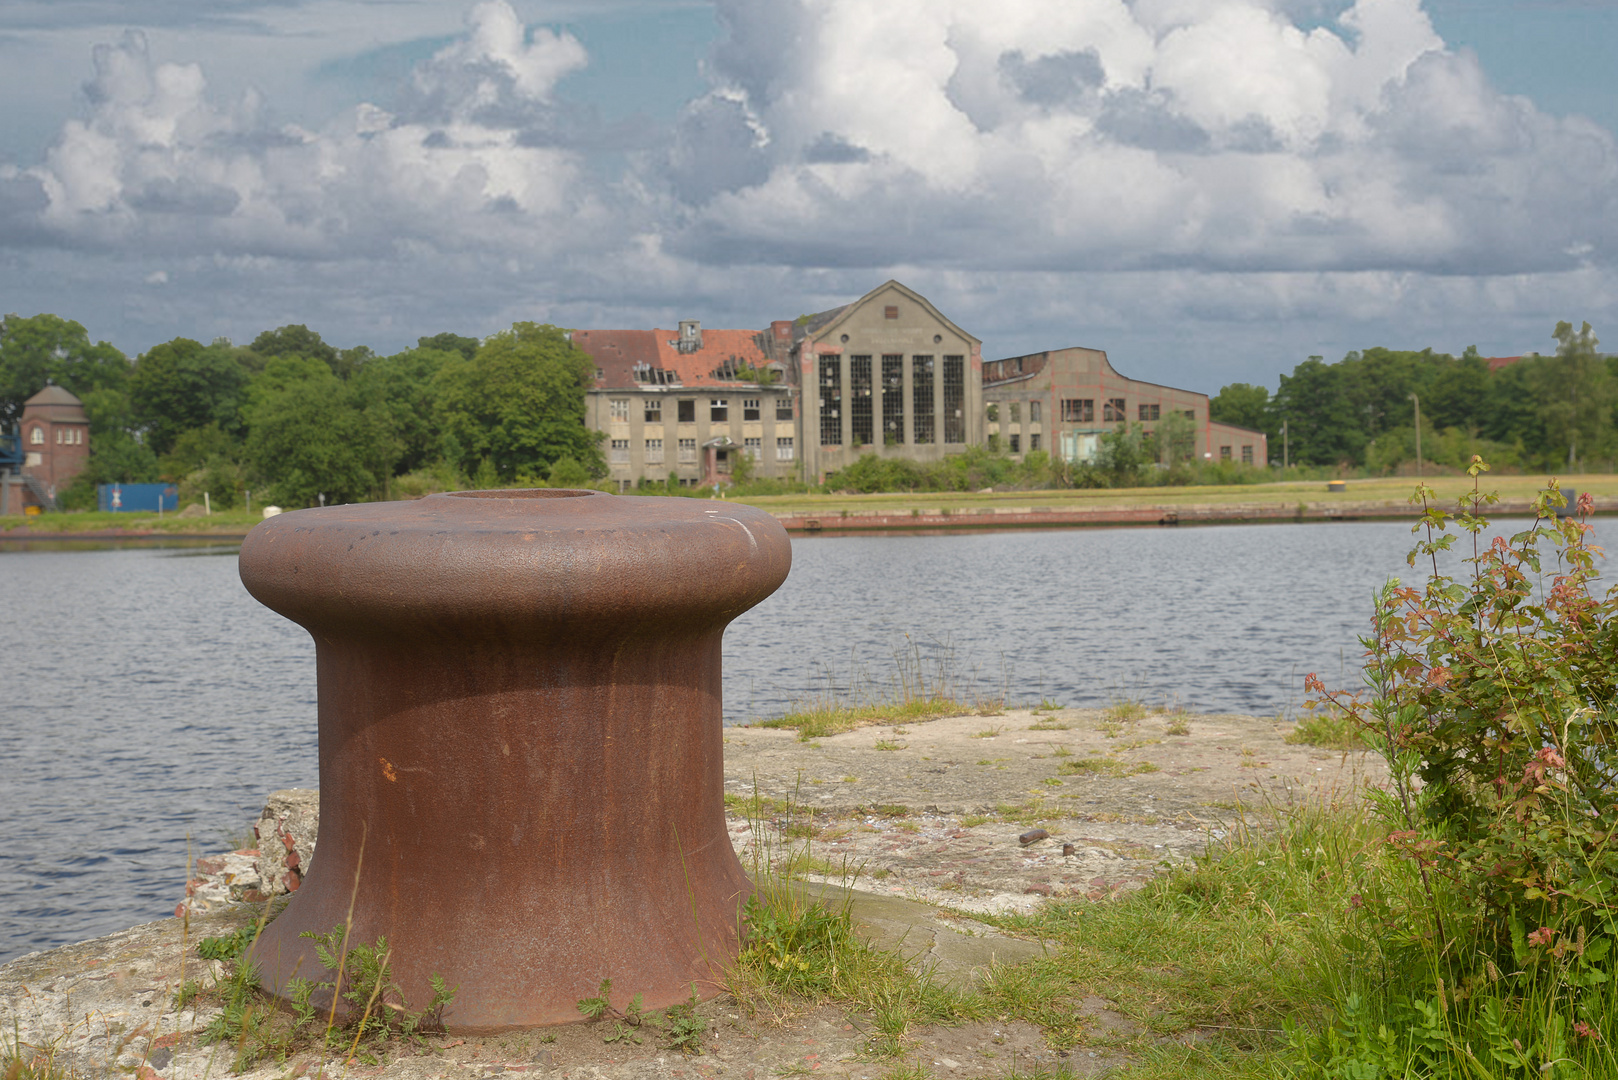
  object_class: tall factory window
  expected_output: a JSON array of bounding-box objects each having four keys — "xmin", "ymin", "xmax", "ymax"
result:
[
  {"xmin": 850, "ymin": 355, "xmax": 873, "ymax": 445},
  {"xmin": 911, "ymin": 356, "xmax": 935, "ymax": 443},
  {"xmin": 1061, "ymin": 399, "xmax": 1092, "ymax": 422},
  {"xmin": 882, "ymin": 355, "xmax": 904, "ymax": 445},
  {"xmin": 819, "ymin": 356, "xmax": 842, "ymax": 445},
  {"xmin": 942, "ymin": 356, "xmax": 965, "ymax": 443}
]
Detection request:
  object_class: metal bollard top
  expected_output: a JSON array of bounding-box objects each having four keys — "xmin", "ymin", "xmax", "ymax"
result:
[{"xmin": 239, "ymin": 489, "xmax": 792, "ymax": 641}]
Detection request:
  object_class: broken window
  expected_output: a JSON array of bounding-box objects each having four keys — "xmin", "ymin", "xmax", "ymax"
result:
[
  {"xmin": 609, "ymin": 399, "xmax": 630, "ymax": 422},
  {"xmin": 986, "ymin": 403, "xmax": 999, "ymax": 423},
  {"xmin": 1138, "ymin": 403, "xmax": 1160, "ymax": 421},
  {"xmin": 1029, "ymin": 433, "xmax": 1040, "ymax": 451},
  {"xmin": 644, "ymin": 438, "xmax": 664, "ymax": 464},
  {"xmin": 1009, "ymin": 403, "xmax": 1020, "ymax": 423},
  {"xmin": 1104, "ymin": 398, "xmax": 1127, "ymax": 422},
  {"xmin": 776, "ymin": 395, "xmax": 794, "ymax": 421},
  {"xmin": 677, "ymin": 399, "xmax": 695, "ymax": 423},
  {"xmin": 643, "ymin": 400, "xmax": 662, "ymax": 423},
  {"xmin": 743, "ymin": 398, "xmax": 761, "ymax": 422},
  {"xmin": 943, "ymin": 355, "xmax": 965, "ymax": 443},
  {"xmin": 1009, "ymin": 434, "xmax": 1020, "ymax": 453},
  {"xmin": 710, "ymin": 398, "xmax": 729, "ymax": 422},
  {"xmin": 1220, "ymin": 445, "xmax": 1232, "ymax": 460},
  {"xmin": 1060, "ymin": 399, "xmax": 1093, "ymax": 422},
  {"xmin": 1184, "ymin": 410, "xmax": 1196, "ymax": 420},
  {"xmin": 1241, "ymin": 445, "xmax": 1254, "ymax": 465},
  {"xmin": 776, "ymin": 437, "xmax": 795, "ymax": 461},
  {"xmin": 820, "ymin": 356, "xmax": 842, "ymax": 445},
  {"xmin": 678, "ymin": 438, "xmax": 698, "ymax": 463},
  {"xmin": 911, "ymin": 356, "xmax": 934, "ymax": 444},
  {"xmin": 609, "ymin": 439, "xmax": 630, "ymax": 465},
  {"xmin": 1030, "ymin": 400, "xmax": 1042, "ymax": 423},
  {"xmin": 882, "ymin": 355, "xmax": 904, "ymax": 445},
  {"xmin": 850, "ymin": 355, "xmax": 873, "ymax": 445},
  {"xmin": 744, "ymin": 437, "xmax": 762, "ymax": 461}
]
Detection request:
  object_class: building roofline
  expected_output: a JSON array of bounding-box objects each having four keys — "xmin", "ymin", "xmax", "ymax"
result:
[{"xmin": 806, "ymin": 280, "xmax": 982, "ymax": 347}]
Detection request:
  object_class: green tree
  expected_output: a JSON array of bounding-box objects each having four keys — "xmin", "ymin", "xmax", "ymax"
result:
[
  {"xmin": 0, "ymin": 313, "xmax": 130, "ymax": 424},
  {"xmin": 1273, "ymin": 357, "xmax": 1365, "ymax": 466},
  {"xmin": 351, "ymin": 347, "xmax": 457, "ymax": 476},
  {"xmin": 417, "ymin": 333, "xmax": 480, "ymax": 361},
  {"xmin": 434, "ymin": 323, "xmax": 604, "ymax": 481},
  {"xmin": 130, "ymin": 338, "xmax": 250, "ymax": 455},
  {"xmin": 1155, "ymin": 408, "xmax": 1197, "ymax": 466},
  {"xmin": 1538, "ymin": 321, "xmax": 1615, "ymax": 469},
  {"xmin": 1208, "ymin": 382, "xmax": 1273, "ymax": 441},
  {"xmin": 247, "ymin": 324, "xmax": 350, "ymax": 378},
  {"xmin": 242, "ymin": 358, "xmax": 392, "ymax": 506},
  {"xmin": 1424, "ymin": 347, "xmax": 1491, "ymax": 431}
]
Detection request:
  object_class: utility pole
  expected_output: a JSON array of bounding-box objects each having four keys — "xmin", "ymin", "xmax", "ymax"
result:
[{"xmin": 1410, "ymin": 393, "xmax": 1422, "ymax": 478}]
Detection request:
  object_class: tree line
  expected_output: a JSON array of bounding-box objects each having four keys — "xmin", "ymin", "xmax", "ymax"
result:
[
  {"xmin": 1209, "ymin": 322, "xmax": 1616, "ymax": 473},
  {"xmin": 0, "ymin": 315, "xmax": 606, "ymax": 510}
]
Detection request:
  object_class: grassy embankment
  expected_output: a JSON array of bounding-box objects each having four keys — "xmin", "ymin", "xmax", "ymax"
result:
[
  {"xmin": 734, "ymin": 472, "xmax": 1618, "ymax": 519},
  {"xmin": 9, "ymin": 473, "xmax": 1613, "ymax": 537}
]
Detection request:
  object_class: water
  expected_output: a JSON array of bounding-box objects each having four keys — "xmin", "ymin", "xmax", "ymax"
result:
[{"xmin": 2, "ymin": 517, "xmax": 1611, "ymax": 963}]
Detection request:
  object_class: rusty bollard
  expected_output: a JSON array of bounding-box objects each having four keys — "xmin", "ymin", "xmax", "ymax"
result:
[{"xmin": 238, "ymin": 490, "xmax": 791, "ymax": 1032}]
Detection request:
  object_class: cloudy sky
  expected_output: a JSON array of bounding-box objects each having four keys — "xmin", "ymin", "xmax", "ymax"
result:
[{"xmin": 2, "ymin": 0, "xmax": 1615, "ymax": 392}]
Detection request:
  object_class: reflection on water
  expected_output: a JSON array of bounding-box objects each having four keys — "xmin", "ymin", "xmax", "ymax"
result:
[{"xmin": 1, "ymin": 517, "xmax": 1610, "ymax": 962}]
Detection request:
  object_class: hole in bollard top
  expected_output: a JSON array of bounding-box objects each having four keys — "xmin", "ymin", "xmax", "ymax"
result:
[{"xmin": 441, "ymin": 489, "xmax": 600, "ymax": 499}]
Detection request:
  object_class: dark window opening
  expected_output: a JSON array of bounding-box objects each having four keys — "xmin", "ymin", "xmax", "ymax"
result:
[
  {"xmin": 882, "ymin": 354, "xmax": 904, "ymax": 445},
  {"xmin": 1030, "ymin": 433, "xmax": 1040, "ymax": 451},
  {"xmin": 644, "ymin": 401, "xmax": 662, "ymax": 423},
  {"xmin": 1061, "ymin": 399, "xmax": 1093, "ymax": 422},
  {"xmin": 820, "ymin": 356, "xmax": 842, "ymax": 445},
  {"xmin": 912, "ymin": 356, "xmax": 935, "ymax": 444},
  {"xmin": 942, "ymin": 355, "xmax": 965, "ymax": 443},
  {"xmin": 743, "ymin": 398, "xmax": 761, "ymax": 422},
  {"xmin": 850, "ymin": 355, "xmax": 873, "ymax": 446},
  {"xmin": 1104, "ymin": 398, "xmax": 1126, "ymax": 422},
  {"xmin": 776, "ymin": 395, "xmax": 794, "ymax": 421},
  {"xmin": 1138, "ymin": 403, "xmax": 1160, "ymax": 421},
  {"xmin": 1009, "ymin": 434, "xmax": 1020, "ymax": 453},
  {"xmin": 677, "ymin": 399, "xmax": 695, "ymax": 423},
  {"xmin": 986, "ymin": 403, "xmax": 999, "ymax": 422},
  {"xmin": 1030, "ymin": 400, "xmax": 1042, "ymax": 423},
  {"xmin": 1241, "ymin": 445, "xmax": 1254, "ymax": 465},
  {"xmin": 1183, "ymin": 409, "xmax": 1196, "ymax": 420},
  {"xmin": 1220, "ymin": 445, "xmax": 1232, "ymax": 460},
  {"xmin": 710, "ymin": 398, "xmax": 728, "ymax": 423}
]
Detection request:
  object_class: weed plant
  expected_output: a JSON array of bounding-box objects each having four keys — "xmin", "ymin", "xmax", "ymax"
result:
[
  {"xmin": 753, "ymin": 638, "xmax": 973, "ymax": 739},
  {"xmin": 1291, "ymin": 463, "xmax": 1618, "ymax": 1076}
]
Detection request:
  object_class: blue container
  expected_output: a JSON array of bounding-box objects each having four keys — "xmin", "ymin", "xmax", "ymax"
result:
[{"xmin": 98, "ymin": 483, "xmax": 178, "ymax": 513}]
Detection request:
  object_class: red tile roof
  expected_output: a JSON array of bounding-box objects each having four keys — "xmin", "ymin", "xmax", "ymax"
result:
[
  {"xmin": 574, "ymin": 328, "xmax": 778, "ymax": 390},
  {"xmin": 1485, "ymin": 355, "xmax": 1523, "ymax": 372}
]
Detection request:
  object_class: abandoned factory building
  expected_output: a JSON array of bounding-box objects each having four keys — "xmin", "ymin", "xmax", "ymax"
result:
[
  {"xmin": 576, "ymin": 281, "xmax": 1264, "ymax": 486},
  {"xmin": 981, "ymin": 346, "xmax": 1267, "ymax": 467}
]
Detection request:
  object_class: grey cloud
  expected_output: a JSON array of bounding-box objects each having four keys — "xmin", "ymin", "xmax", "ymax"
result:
[
  {"xmin": 663, "ymin": 93, "xmax": 772, "ymax": 204},
  {"xmin": 0, "ymin": 171, "xmax": 51, "ymax": 245},
  {"xmin": 127, "ymin": 178, "xmax": 241, "ymax": 216},
  {"xmin": 0, "ymin": 0, "xmax": 304, "ymax": 32},
  {"xmin": 1095, "ymin": 89, "xmax": 1211, "ymax": 152},
  {"xmin": 998, "ymin": 48, "xmax": 1104, "ymax": 109},
  {"xmin": 802, "ymin": 133, "xmax": 868, "ymax": 164}
]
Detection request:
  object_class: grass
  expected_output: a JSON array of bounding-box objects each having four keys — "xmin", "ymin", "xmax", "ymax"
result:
[
  {"xmin": 755, "ymin": 698, "xmax": 967, "ymax": 740},
  {"xmin": 1283, "ymin": 710, "xmax": 1370, "ymax": 751},
  {"xmin": 1057, "ymin": 758, "xmax": 1160, "ymax": 779}
]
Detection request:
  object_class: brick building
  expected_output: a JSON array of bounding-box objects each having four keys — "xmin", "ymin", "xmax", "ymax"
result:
[
  {"xmin": 575, "ymin": 282, "xmax": 1260, "ymax": 486},
  {"xmin": 576, "ymin": 324, "xmax": 796, "ymax": 488},
  {"xmin": 982, "ymin": 346, "xmax": 1267, "ymax": 466},
  {"xmin": 1, "ymin": 384, "xmax": 90, "ymax": 514}
]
